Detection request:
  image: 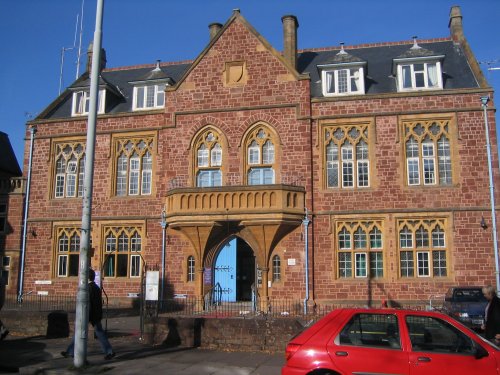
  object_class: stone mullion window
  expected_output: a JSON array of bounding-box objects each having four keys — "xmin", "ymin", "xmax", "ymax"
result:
[
  {"xmin": 187, "ymin": 256, "xmax": 195, "ymax": 282},
  {"xmin": 272, "ymin": 255, "xmax": 281, "ymax": 282},
  {"xmin": 403, "ymin": 119, "xmax": 453, "ymax": 186},
  {"xmin": 194, "ymin": 130, "xmax": 223, "ymax": 187},
  {"xmin": 397, "ymin": 218, "xmax": 447, "ymax": 278},
  {"xmin": 325, "ymin": 123, "xmax": 370, "ymax": 189},
  {"xmin": 245, "ymin": 125, "xmax": 276, "ymax": 185},
  {"xmin": 336, "ymin": 220, "xmax": 384, "ymax": 279},
  {"xmin": 114, "ymin": 137, "xmax": 154, "ymax": 196},
  {"xmin": 53, "ymin": 142, "xmax": 86, "ymax": 199},
  {"xmin": 55, "ymin": 228, "xmax": 81, "ymax": 277},
  {"xmin": 103, "ymin": 226, "xmax": 143, "ymax": 278}
]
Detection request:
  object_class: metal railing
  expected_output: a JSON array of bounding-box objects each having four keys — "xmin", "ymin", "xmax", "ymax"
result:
[{"xmin": 3, "ymin": 294, "xmax": 76, "ymax": 312}]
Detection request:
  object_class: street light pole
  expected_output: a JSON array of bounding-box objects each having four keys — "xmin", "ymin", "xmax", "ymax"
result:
[
  {"xmin": 481, "ymin": 96, "xmax": 500, "ymax": 294},
  {"xmin": 303, "ymin": 208, "xmax": 310, "ymax": 315},
  {"xmin": 160, "ymin": 209, "xmax": 167, "ymax": 304},
  {"xmin": 74, "ymin": 0, "xmax": 104, "ymax": 367}
]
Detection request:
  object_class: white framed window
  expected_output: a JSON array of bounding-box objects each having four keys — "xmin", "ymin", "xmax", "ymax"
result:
[
  {"xmin": 403, "ymin": 119, "xmax": 453, "ymax": 187},
  {"xmin": 322, "ymin": 66, "xmax": 365, "ymax": 96},
  {"xmin": 71, "ymin": 89, "xmax": 105, "ymax": 116},
  {"xmin": 325, "ymin": 123, "xmax": 370, "ymax": 189},
  {"xmin": 56, "ymin": 228, "xmax": 80, "ymax": 277},
  {"xmin": 187, "ymin": 256, "xmax": 195, "ymax": 282},
  {"xmin": 103, "ymin": 227, "xmax": 142, "ymax": 278},
  {"xmin": 248, "ymin": 167, "xmax": 274, "ymax": 185},
  {"xmin": 54, "ymin": 142, "xmax": 86, "ymax": 198},
  {"xmin": 272, "ymin": 255, "xmax": 281, "ymax": 282},
  {"xmin": 133, "ymin": 83, "xmax": 166, "ymax": 110},
  {"xmin": 337, "ymin": 221, "xmax": 384, "ymax": 279},
  {"xmin": 114, "ymin": 138, "xmax": 154, "ymax": 197},
  {"xmin": 195, "ymin": 130, "xmax": 224, "ymax": 188},
  {"xmin": 398, "ymin": 219, "xmax": 448, "ymax": 278},
  {"xmin": 396, "ymin": 60, "xmax": 443, "ymax": 91},
  {"xmin": 197, "ymin": 169, "xmax": 222, "ymax": 187}
]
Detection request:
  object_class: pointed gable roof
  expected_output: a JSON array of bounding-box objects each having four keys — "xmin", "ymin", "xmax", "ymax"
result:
[{"xmin": 167, "ymin": 9, "xmax": 309, "ymax": 93}]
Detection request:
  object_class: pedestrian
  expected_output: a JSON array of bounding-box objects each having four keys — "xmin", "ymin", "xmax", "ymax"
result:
[
  {"xmin": 482, "ymin": 284, "xmax": 500, "ymax": 344},
  {"xmin": 61, "ymin": 269, "xmax": 115, "ymax": 360},
  {"xmin": 0, "ymin": 276, "xmax": 9, "ymax": 340}
]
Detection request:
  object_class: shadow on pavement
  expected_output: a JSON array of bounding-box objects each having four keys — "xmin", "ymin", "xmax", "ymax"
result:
[{"xmin": 0, "ymin": 336, "xmax": 53, "ymax": 372}]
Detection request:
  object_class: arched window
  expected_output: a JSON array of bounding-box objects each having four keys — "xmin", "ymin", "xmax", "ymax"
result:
[
  {"xmin": 187, "ymin": 256, "xmax": 195, "ymax": 282},
  {"xmin": 272, "ymin": 255, "xmax": 281, "ymax": 282},
  {"xmin": 245, "ymin": 125, "xmax": 277, "ymax": 185},
  {"xmin": 56, "ymin": 228, "xmax": 81, "ymax": 277},
  {"xmin": 194, "ymin": 129, "xmax": 224, "ymax": 187}
]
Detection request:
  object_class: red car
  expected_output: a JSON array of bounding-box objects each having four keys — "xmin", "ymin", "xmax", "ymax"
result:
[{"xmin": 282, "ymin": 308, "xmax": 500, "ymax": 375}]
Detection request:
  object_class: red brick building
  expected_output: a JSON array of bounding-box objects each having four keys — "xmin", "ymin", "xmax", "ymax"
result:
[{"xmin": 6, "ymin": 6, "xmax": 499, "ymax": 308}]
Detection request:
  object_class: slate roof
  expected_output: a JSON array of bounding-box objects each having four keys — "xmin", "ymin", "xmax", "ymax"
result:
[
  {"xmin": 39, "ymin": 40, "xmax": 478, "ymax": 120},
  {"xmin": 0, "ymin": 131, "xmax": 22, "ymax": 176},
  {"xmin": 300, "ymin": 40, "xmax": 478, "ymax": 98}
]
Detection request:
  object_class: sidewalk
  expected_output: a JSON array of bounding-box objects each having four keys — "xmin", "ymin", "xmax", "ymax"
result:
[{"xmin": 0, "ymin": 315, "xmax": 284, "ymax": 374}]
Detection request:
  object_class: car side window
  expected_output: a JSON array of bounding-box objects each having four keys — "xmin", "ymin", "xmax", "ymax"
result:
[
  {"xmin": 338, "ymin": 313, "xmax": 401, "ymax": 349},
  {"xmin": 406, "ymin": 315, "xmax": 475, "ymax": 354}
]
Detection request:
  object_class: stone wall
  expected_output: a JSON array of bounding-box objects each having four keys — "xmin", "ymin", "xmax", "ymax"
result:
[{"xmin": 144, "ymin": 316, "xmax": 306, "ymax": 353}]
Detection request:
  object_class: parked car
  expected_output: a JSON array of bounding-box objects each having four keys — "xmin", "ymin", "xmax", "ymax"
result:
[
  {"xmin": 282, "ymin": 308, "xmax": 499, "ymax": 375},
  {"xmin": 442, "ymin": 286, "xmax": 488, "ymax": 330}
]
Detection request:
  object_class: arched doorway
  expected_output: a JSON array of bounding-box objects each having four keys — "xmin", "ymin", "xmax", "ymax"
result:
[{"xmin": 214, "ymin": 237, "xmax": 255, "ymax": 302}]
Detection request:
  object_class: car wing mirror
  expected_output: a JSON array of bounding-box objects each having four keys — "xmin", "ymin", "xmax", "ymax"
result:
[{"xmin": 475, "ymin": 343, "xmax": 489, "ymax": 359}]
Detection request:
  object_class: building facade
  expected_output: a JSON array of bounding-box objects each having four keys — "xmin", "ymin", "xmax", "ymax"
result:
[{"xmin": 6, "ymin": 6, "xmax": 500, "ymax": 308}]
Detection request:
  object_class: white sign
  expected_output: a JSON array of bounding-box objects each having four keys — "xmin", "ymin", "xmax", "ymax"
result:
[
  {"xmin": 287, "ymin": 258, "xmax": 296, "ymax": 266},
  {"xmin": 35, "ymin": 280, "xmax": 52, "ymax": 285},
  {"xmin": 145, "ymin": 270, "xmax": 160, "ymax": 301},
  {"xmin": 127, "ymin": 293, "xmax": 140, "ymax": 298},
  {"xmin": 37, "ymin": 291, "xmax": 49, "ymax": 295}
]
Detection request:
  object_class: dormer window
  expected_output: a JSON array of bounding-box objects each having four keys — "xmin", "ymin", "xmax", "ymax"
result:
[
  {"xmin": 322, "ymin": 67, "xmax": 364, "ymax": 96},
  {"xmin": 394, "ymin": 39, "xmax": 444, "ymax": 92},
  {"xmin": 318, "ymin": 45, "xmax": 366, "ymax": 97},
  {"xmin": 133, "ymin": 83, "xmax": 166, "ymax": 110},
  {"xmin": 397, "ymin": 61, "xmax": 442, "ymax": 91},
  {"xmin": 71, "ymin": 89, "xmax": 106, "ymax": 116}
]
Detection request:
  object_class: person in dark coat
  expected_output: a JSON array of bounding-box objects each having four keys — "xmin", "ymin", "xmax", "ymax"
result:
[
  {"xmin": 482, "ymin": 285, "xmax": 500, "ymax": 344},
  {"xmin": 61, "ymin": 269, "xmax": 115, "ymax": 360}
]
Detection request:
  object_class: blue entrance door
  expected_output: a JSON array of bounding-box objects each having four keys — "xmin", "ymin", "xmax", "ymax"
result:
[{"xmin": 214, "ymin": 238, "xmax": 237, "ymax": 302}]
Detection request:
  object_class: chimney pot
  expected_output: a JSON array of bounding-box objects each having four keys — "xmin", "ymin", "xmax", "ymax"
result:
[
  {"xmin": 86, "ymin": 42, "xmax": 107, "ymax": 73},
  {"xmin": 281, "ymin": 15, "xmax": 298, "ymax": 70},
  {"xmin": 209, "ymin": 22, "xmax": 223, "ymax": 40},
  {"xmin": 449, "ymin": 5, "xmax": 463, "ymax": 42}
]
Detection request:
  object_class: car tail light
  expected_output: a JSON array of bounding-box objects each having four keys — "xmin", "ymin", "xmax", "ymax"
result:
[{"xmin": 285, "ymin": 343, "xmax": 301, "ymax": 361}]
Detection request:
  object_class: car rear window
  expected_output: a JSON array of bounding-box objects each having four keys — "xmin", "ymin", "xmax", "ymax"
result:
[
  {"xmin": 453, "ymin": 289, "xmax": 487, "ymax": 302},
  {"xmin": 338, "ymin": 313, "xmax": 401, "ymax": 349}
]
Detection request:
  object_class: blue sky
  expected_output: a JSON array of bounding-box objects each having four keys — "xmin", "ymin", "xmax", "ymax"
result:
[{"xmin": 0, "ymin": 0, "xmax": 499, "ymax": 166}]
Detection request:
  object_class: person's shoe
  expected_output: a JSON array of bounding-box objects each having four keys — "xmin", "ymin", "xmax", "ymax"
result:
[
  {"xmin": 60, "ymin": 351, "xmax": 72, "ymax": 358},
  {"xmin": 0, "ymin": 330, "xmax": 9, "ymax": 340},
  {"xmin": 104, "ymin": 352, "xmax": 115, "ymax": 360}
]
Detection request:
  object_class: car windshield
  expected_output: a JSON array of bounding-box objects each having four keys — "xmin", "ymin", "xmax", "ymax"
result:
[{"xmin": 453, "ymin": 289, "xmax": 486, "ymax": 302}]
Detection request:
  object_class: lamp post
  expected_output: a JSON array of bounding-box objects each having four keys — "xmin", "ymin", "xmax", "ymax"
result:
[
  {"xmin": 480, "ymin": 96, "xmax": 500, "ymax": 294},
  {"xmin": 303, "ymin": 208, "xmax": 310, "ymax": 315},
  {"xmin": 160, "ymin": 208, "xmax": 167, "ymax": 304}
]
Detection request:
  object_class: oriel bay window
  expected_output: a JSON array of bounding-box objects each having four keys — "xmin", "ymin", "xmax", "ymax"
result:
[
  {"xmin": 336, "ymin": 220, "xmax": 384, "ymax": 279},
  {"xmin": 245, "ymin": 124, "xmax": 277, "ymax": 185},
  {"xmin": 54, "ymin": 142, "xmax": 85, "ymax": 198},
  {"xmin": 114, "ymin": 136, "xmax": 154, "ymax": 196},
  {"xmin": 402, "ymin": 117, "xmax": 453, "ymax": 186},
  {"xmin": 324, "ymin": 121, "xmax": 371, "ymax": 189},
  {"xmin": 194, "ymin": 129, "xmax": 224, "ymax": 187},
  {"xmin": 103, "ymin": 227, "xmax": 143, "ymax": 278},
  {"xmin": 398, "ymin": 218, "xmax": 448, "ymax": 278}
]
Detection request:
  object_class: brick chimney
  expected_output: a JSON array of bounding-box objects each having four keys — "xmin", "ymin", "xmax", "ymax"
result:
[
  {"xmin": 209, "ymin": 23, "xmax": 223, "ymax": 41},
  {"xmin": 448, "ymin": 5, "xmax": 463, "ymax": 42},
  {"xmin": 281, "ymin": 15, "xmax": 298, "ymax": 70},
  {"xmin": 86, "ymin": 42, "xmax": 107, "ymax": 73}
]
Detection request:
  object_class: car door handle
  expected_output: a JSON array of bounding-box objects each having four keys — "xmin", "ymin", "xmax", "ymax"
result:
[
  {"xmin": 417, "ymin": 357, "xmax": 431, "ymax": 362},
  {"xmin": 335, "ymin": 351, "xmax": 348, "ymax": 356}
]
